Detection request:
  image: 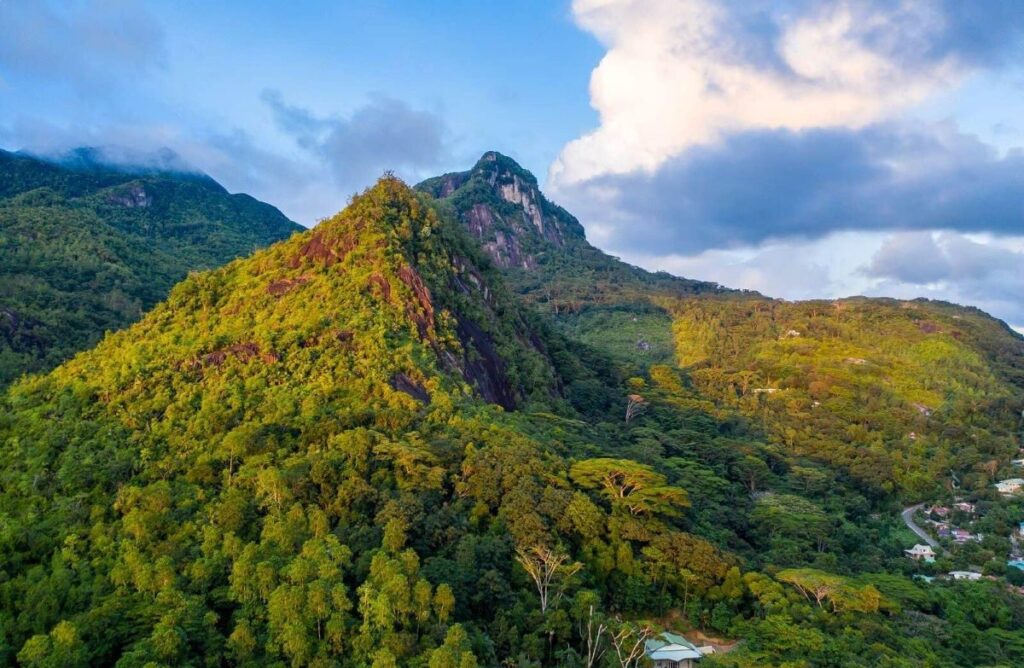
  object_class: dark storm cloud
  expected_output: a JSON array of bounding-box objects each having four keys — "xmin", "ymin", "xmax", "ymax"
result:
[
  {"xmin": 261, "ymin": 89, "xmax": 450, "ymax": 194},
  {"xmin": 562, "ymin": 123, "xmax": 1024, "ymax": 255},
  {"xmin": 0, "ymin": 0, "xmax": 165, "ymax": 87}
]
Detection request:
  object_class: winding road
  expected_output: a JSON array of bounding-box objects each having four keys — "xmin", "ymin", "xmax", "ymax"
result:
[{"xmin": 902, "ymin": 503, "xmax": 940, "ymax": 550}]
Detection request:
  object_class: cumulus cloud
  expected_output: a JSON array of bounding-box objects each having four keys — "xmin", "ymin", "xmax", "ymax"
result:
[
  {"xmin": 550, "ymin": 0, "xmax": 1024, "ymax": 186},
  {"xmin": 0, "ymin": 0, "xmax": 165, "ymax": 88},
  {"xmin": 262, "ymin": 90, "xmax": 451, "ymax": 196}
]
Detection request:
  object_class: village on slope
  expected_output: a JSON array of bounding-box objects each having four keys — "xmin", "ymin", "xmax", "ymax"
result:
[{"xmin": 903, "ymin": 456, "xmax": 1024, "ymax": 590}]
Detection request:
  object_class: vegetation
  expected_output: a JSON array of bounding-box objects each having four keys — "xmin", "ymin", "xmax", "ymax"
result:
[
  {"xmin": 1, "ymin": 166, "xmax": 1024, "ymax": 666},
  {"xmin": 0, "ymin": 148, "xmax": 301, "ymax": 387},
  {"xmin": 670, "ymin": 296, "xmax": 1024, "ymax": 499}
]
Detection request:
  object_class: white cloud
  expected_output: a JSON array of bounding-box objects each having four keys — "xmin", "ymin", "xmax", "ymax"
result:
[
  {"xmin": 550, "ymin": 0, "xmax": 967, "ymax": 187},
  {"xmin": 861, "ymin": 231, "xmax": 1024, "ymax": 327},
  {"xmin": 616, "ymin": 231, "xmax": 875, "ymax": 301}
]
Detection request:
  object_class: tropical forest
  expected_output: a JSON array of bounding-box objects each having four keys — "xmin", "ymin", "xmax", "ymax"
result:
[{"xmin": 1, "ymin": 150, "xmax": 1023, "ymax": 667}]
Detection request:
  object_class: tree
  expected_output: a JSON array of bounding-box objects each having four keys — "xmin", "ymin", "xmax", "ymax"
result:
[
  {"xmin": 609, "ymin": 620, "xmax": 653, "ymax": 668},
  {"xmin": 265, "ymin": 535, "xmax": 354, "ymax": 664},
  {"xmin": 570, "ymin": 458, "xmax": 689, "ymax": 517},
  {"xmin": 625, "ymin": 395, "xmax": 647, "ymax": 423},
  {"xmin": 434, "ymin": 584, "xmax": 456, "ymax": 625},
  {"xmin": 515, "ymin": 546, "xmax": 582, "ymax": 614},
  {"xmin": 575, "ymin": 602, "xmax": 608, "ymax": 668},
  {"xmin": 777, "ymin": 569, "xmax": 844, "ymax": 609},
  {"xmin": 776, "ymin": 568, "xmax": 880, "ymax": 613},
  {"xmin": 428, "ymin": 624, "xmax": 478, "ymax": 668}
]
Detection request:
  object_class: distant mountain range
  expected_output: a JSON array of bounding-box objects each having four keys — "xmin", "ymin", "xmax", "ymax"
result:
[{"xmin": 0, "ymin": 147, "xmax": 302, "ymax": 386}]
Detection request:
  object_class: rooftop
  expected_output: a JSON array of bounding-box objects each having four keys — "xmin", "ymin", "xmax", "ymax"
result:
[{"xmin": 645, "ymin": 632, "xmax": 704, "ymax": 662}]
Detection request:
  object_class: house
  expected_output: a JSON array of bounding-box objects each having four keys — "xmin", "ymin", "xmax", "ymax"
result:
[
  {"xmin": 948, "ymin": 571, "xmax": 982, "ymax": 581},
  {"xmin": 953, "ymin": 502, "xmax": 976, "ymax": 514},
  {"xmin": 905, "ymin": 544, "xmax": 936, "ymax": 561},
  {"xmin": 996, "ymin": 479, "xmax": 1024, "ymax": 495},
  {"xmin": 936, "ymin": 525, "xmax": 951, "ymax": 538},
  {"xmin": 928, "ymin": 506, "xmax": 951, "ymax": 518},
  {"xmin": 951, "ymin": 528, "xmax": 979, "ymax": 544},
  {"xmin": 644, "ymin": 632, "xmax": 706, "ymax": 668}
]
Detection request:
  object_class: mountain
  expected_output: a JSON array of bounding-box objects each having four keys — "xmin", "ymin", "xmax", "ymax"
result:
[
  {"xmin": 0, "ymin": 178, "xmax": 638, "ymax": 666},
  {"xmin": 0, "ymin": 148, "xmax": 303, "ymax": 386},
  {"xmin": 3, "ymin": 175, "xmax": 1024, "ymax": 666},
  {"xmin": 417, "ymin": 152, "xmax": 730, "ymax": 307},
  {"xmin": 419, "ymin": 156, "xmax": 1024, "ymax": 497}
]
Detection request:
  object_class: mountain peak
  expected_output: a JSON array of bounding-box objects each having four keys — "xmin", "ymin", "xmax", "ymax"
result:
[
  {"xmin": 471, "ymin": 150, "xmax": 539, "ymax": 186},
  {"xmin": 416, "ymin": 155, "xmax": 725, "ymax": 312},
  {"xmin": 297, "ymin": 175, "xmax": 432, "ymax": 266},
  {"xmin": 415, "ymin": 153, "xmax": 586, "ymax": 270},
  {"xmin": 269, "ymin": 175, "xmax": 560, "ymax": 408}
]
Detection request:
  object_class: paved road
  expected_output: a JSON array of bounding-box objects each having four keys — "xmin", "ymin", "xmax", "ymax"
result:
[{"xmin": 902, "ymin": 503, "xmax": 940, "ymax": 550}]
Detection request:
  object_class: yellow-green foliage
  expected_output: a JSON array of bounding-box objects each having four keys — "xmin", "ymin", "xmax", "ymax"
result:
[
  {"xmin": 671, "ymin": 297, "xmax": 1024, "ymax": 497},
  {"xmin": 0, "ymin": 178, "xmax": 731, "ymax": 666}
]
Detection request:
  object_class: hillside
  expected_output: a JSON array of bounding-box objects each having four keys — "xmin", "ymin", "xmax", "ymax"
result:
[
  {"xmin": 3, "ymin": 177, "xmax": 1024, "ymax": 666},
  {"xmin": 0, "ymin": 148, "xmax": 302, "ymax": 386},
  {"xmin": 670, "ymin": 295, "xmax": 1024, "ymax": 500}
]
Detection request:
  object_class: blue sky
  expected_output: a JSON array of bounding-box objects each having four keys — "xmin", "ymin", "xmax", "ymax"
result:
[
  {"xmin": 0, "ymin": 0, "xmax": 600, "ymax": 219},
  {"xmin": 2, "ymin": 0, "xmax": 1023, "ymax": 329}
]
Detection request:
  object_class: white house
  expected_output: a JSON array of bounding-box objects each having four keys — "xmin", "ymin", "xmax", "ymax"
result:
[
  {"xmin": 948, "ymin": 571, "xmax": 982, "ymax": 581},
  {"xmin": 996, "ymin": 478, "xmax": 1024, "ymax": 495},
  {"xmin": 904, "ymin": 544, "xmax": 936, "ymax": 561},
  {"xmin": 644, "ymin": 632, "xmax": 706, "ymax": 668}
]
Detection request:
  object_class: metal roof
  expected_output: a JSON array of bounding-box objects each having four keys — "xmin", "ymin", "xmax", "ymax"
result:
[{"xmin": 645, "ymin": 633, "xmax": 704, "ymax": 661}]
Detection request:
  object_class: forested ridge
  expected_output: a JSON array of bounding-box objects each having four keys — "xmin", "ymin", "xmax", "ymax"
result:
[
  {"xmin": 0, "ymin": 148, "xmax": 302, "ymax": 387},
  {"xmin": 2, "ymin": 171, "xmax": 1024, "ymax": 667}
]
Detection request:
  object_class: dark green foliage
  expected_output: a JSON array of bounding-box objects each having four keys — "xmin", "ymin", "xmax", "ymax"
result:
[{"xmin": 0, "ymin": 148, "xmax": 302, "ymax": 386}]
